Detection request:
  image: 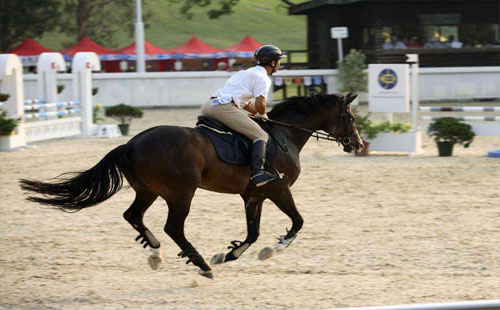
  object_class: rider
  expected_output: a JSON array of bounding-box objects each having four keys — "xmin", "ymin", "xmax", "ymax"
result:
[{"xmin": 200, "ymin": 45, "xmax": 285, "ymax": 187}]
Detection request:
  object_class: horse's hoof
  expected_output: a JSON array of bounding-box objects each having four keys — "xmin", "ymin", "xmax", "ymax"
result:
[
  {"xmin": 148, "ymin": 248, "xmax": 163, "ymax": 270},
  {"xmin": 273, "ymin": 243, "xmax": 286, "ymax": 253},
  {"xmin": 199, "ymin": 269, "xmax": 214, "ymax": 279},
  {"xmin": 210, "ymin": 253, "xmax": 225, "ymax": 265},
  {"xmin": 258, "ymin": 247, "xmax": 274, "ymax": 260}
]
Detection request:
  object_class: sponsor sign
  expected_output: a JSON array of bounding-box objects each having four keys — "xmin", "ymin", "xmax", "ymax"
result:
[
  {"xmin": 369, "ymin": 64, "xmax": 410, "ymax": 113},
  {"xmin": 330, "ymin": 27, "xmax": 348, "ymax": 39}
]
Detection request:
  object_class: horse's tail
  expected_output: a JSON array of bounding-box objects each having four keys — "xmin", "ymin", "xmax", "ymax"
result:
[{"xmin": 19, "ymin": 144, "xmax": 129, "ymax": 212}]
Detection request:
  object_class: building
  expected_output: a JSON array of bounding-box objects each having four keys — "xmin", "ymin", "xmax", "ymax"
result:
[{"xmin": 289, "ymin": 0, "xmax": 500, "ymax": 68}]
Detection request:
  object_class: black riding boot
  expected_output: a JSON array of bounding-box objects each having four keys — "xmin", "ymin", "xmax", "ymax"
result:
[{"xmin": 250, "ymin": 140, "xmax": 279, "ymax": 187}]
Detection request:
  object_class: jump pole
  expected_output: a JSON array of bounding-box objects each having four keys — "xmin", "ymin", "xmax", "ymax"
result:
[{"xmin": 334, "ymin": 300, "xmax": 500, "ymax": 310}]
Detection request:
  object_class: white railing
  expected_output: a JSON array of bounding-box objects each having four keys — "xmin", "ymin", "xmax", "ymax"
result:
[{"xmin": 21, "ymin": 66, "xmax": 500, "ymax": 108}]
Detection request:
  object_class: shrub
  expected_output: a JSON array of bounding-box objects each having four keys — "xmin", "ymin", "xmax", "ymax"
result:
[
  {"xmin": 355, "ymin": 113, "xmax": 411, "ymax": 142},
  {"xmin": 337, "ymin": 49, "xmax": 368, "ymax": 94},
  {"xmin": 105, "ymin": 103, "xmax": 143, "ymax": 124},
  {"xmin": 428, "ymin": 117, "xmax": 474, "ymax": 147},
  {"xmin": 0, "ymin": 110, "xmax": 18, "ymax": 135}
]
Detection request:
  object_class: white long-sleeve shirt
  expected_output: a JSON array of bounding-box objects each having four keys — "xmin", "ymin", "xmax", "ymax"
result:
[{"xmin": 211, "ymin": 66, "xmax": 271, "ymax": 108}]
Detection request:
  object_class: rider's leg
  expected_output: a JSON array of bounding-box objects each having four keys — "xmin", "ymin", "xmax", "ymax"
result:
[
  {"xmin": 201, "ymin": 103, "xmax": 279, "ymax": 186},
  {"xmin": 249, "ymin": 139, "xmax": 279, "ymax": 186}
]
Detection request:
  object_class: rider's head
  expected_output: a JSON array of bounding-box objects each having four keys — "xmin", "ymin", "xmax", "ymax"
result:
[{"xmin": 254, "ymin": 45, "xmax": 286, "ymax": 75}]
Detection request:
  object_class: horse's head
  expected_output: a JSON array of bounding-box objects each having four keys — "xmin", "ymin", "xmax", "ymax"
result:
[{"xmin": 320, "ymin": 93, "xmax": 364, "ymax": 154}]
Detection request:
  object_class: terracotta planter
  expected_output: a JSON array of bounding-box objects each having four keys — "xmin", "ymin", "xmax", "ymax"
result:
[
  {"xmin": 437, "ymin": 141, "xmax": 454, "ymax": 156},
  {"xmin": 355, "ymin": 141, "xmax": 370, "ymax": 156}
]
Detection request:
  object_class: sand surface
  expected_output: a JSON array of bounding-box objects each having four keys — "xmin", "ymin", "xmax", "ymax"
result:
[{"xmin": 1, "ymin": 106, "xmax": 499, "ymax": 310}]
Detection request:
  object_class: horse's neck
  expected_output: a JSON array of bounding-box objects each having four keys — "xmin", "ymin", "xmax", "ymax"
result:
[{"xmin": 272, "ymin": 113, "xmax": 324, "ymax": 152}]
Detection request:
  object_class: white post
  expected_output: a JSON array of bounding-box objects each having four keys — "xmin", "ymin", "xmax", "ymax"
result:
[
  {"xmin": 0, "ymin": 54, "xmax": 26, "ymax": 150},
  {"xmin": 37, "ymin": 53, "xmax": 66, "ymax": 120},
  {"xmin": 37, "ymin": 53, "xmax": 66, "ymax": 103},
  {"xmin": 72, "ymin": 52, "xmax": 101, "ymax": 136},
  {"xmin": 135, "ymin": 0, "xmax": 146, "ymax": 73},
  {"xmin": 337, "ymin": 38, "xmax": 344, "ymax": 62},
  {"xmin": 410, "ymin": 56, "xmax": 419, "ymax": 132}
]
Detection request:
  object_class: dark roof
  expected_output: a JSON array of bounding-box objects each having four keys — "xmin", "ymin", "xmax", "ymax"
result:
[{"xmin": 289, "ymin": 0, "xmax": 500, "ymax": 14}]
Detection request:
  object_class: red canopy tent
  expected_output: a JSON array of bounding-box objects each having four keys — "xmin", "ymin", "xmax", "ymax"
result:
[
  {"xmin": 169, "ymin": 36, "xmax": 225, "ymax": 58},
  {"xmin": 116, "ymin": 40, "xmax": 173, "ymax": 71},
  {"xmin": 224, "ymin": 35, "xmax": 263, "ymax": 57},
  {"xmin": 7, "ymin": 39, "xmax": 55, "ymax": 67},
  {"xmin": 168, "ymin": 36, "xmax": 226, "ymax": 70},
  {"xmin": 59, "ymin": 37, "xmax": 122, "ymax": 72},
  {"xmin": 116, "ymin": 40, "xmax": 171, "ymax": 56},
  {"xmin": 60, "ymin": 37, "xmax": 120, "ymax": 58},
  {"xmin": 8, "ymin": 38, "xmax": 54, "ymax": 56}
]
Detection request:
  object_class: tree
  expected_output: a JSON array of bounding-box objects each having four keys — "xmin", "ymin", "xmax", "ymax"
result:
[
  {"xmin": 59, "ymin": 0, "xmax": 151, "ymax": 47},
  {"xmin": 169, "ymin": 0, "xmax": 297, "ymax": 19},
  {"xmin": 0, "ymin": 0, "xmax": 61, "ymax": 52}
]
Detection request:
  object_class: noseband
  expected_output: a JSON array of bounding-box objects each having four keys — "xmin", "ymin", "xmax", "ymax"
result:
[{"xmin": 336, "ymin": 99, "xmax": 353, "ymax": 147}]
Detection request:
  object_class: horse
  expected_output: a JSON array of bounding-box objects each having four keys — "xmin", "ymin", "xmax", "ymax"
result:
[{"xmin": 19, "ymin": 93, "xmax": 363, "ymax": 279}]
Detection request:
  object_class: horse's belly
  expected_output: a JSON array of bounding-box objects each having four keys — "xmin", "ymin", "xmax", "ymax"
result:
[{"xmin": 198, "ymin": 164, "xmax": 250, "ymax": 194}]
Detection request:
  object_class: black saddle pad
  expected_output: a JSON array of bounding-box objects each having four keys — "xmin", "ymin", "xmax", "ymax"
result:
[{"xmin": 196, "ymin": 116, "xmax": 278, "ymax": 166}]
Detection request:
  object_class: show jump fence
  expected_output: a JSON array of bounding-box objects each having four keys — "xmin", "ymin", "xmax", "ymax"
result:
[
  {"xmin": 419, "ymin": 105, "xmax": 500, "ymax": 137},
  {"xmin": 0, "ymin": 52, "xmax": 100, "ymax": 150}
]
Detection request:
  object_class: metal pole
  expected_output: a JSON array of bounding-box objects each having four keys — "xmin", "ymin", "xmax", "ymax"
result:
[
  {"xmin": 135, "ymin": 0, "xmax": 146, "ymax": 73},
  {"xmin": 337, "ymin": 38, "xmax": 343, "ymax": 62}
]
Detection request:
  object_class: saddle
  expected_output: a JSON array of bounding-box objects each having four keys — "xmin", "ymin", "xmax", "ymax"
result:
[{"xmin": 195, "ymin": 116, "xmax": 279, "ymax": 166}]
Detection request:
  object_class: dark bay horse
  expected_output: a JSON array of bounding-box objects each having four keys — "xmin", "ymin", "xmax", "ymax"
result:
[{"xmin": 20, "ymin": 93, "xmax": 363, "ymax": 279}]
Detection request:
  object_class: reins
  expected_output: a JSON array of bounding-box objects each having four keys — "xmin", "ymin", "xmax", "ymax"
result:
[{"xmin": 264, "ymin": 118, "xmax": 341, "ymax": 143}]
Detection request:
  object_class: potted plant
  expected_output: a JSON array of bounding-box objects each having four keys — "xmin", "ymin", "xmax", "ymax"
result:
[
  {"xmin": 92, "ymin": 87, "xmax": 99, "ymax": 96},
  {"xmin": 354, "ymin": 113, "xmax": 412, "ymax": 156},
  {"xmin": 105, "ymin": 103, "xmax": 143, "ymax": 135},
  {"xmin": 57, "ymin": 84, "xmax": 65, "ymax": 94},
  {"xmin": 0, "ymin": 109, "xmax": 25, "ymax": 151},
  {"xmin": 337, "ymin": 49, "xmax": 368, "ymax": 105},
  {"xmin": 93, "ymin": 104, "xmax": 104, "ymax": 123},
  {"xmin": 427, "ymin": 117, "xmax": 475, "ymax": 156},
  {"xmin": 0, "ymin": 110, "xmax": 18, "ymax": 136},
  {"xmin": 0, "ymin": 92, "xmax": 10, "ymax": 102},
  {"xmin": 354, "ymin": 113, "xmax": 378, "ymax": 156}
]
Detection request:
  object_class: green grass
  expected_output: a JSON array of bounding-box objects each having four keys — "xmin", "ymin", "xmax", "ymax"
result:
[{"xmin": 37, "ymin": 0, "xmax": 306, "ymax": 51}]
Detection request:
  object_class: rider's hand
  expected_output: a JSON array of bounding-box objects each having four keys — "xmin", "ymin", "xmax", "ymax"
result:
[{"xmin": 254, "ymin": 112, "xmax": 269, "ymax": 121}]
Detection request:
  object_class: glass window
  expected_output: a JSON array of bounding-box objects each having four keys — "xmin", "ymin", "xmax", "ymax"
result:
[
  {"xmin": 460, "ymin": 24, "xmax": 500, "ymax": 47},
  {"xmin": 422, "ymin": 25, "xmax": 459, "ymax": 48}
]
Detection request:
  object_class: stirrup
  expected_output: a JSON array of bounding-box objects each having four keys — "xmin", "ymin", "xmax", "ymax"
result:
[{"xmin": 250, "ymin": 171, "xmax": 280, "ymax": 187}]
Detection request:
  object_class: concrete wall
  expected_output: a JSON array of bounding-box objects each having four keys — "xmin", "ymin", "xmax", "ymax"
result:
[{"xmin": 22, "ymin": 66, "xmax": 500, "ymax": 107}]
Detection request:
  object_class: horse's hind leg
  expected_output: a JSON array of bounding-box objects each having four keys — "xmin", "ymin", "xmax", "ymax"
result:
[
  {"xmin": 211, "ymin": 196, "xmax": 265, "ymax": 265},
  {"xmin": 163, "ymin": 194, "xmax": 213, "ymax": 279},
  {"xmin": 123, "ymin": 190, "xmax": 163, "ymax": 269}
]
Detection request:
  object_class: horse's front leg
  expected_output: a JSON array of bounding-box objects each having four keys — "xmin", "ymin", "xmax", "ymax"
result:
[
  {"xmin": 211, "ymin": 196, "xmax": 265, "ymax": 265},
  {"xmin": 258, "ymin": 186, "xmax": 303, "ymax": 260}
]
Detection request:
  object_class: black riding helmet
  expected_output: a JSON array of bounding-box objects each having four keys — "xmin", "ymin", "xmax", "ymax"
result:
[
  {"xmin": 254, "ymin": 45, "xmax": 286, "ymax": 65},
  {"xmin": 254, "ymin": 45, "xmax": 286, "ymax": 74}
]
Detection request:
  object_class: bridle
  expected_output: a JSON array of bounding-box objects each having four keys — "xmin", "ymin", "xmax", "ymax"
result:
[{"xmin": 257, "ymin": 98, "xmax": 354, "ymax": 147}]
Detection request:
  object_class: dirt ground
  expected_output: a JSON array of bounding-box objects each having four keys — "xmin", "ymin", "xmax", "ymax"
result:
[{"xmin": 1, "ymin": 106, "xmax": 499, "ymax": 310}]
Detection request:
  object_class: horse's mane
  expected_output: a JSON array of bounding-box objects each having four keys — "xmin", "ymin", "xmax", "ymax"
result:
[{"xmin": 268, "ymin": 94, "xmax": 343, "ymax": 118}]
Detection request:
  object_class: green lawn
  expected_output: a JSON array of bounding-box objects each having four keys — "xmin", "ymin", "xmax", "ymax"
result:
[{"xmin": 38, "ymin": 0, "xmax": 306, "ymax": 51}]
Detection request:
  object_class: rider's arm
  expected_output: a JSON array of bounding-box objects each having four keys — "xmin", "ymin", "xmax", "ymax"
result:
[
  {"xmin": 254, "ymin": 96, "xmax": 267, "ymax": 115},
  {"xmin": 243, "ymin": 102, "xmax": 258, "ymax": 114},
  {"xmin": 243, "ymin": 96, "xmax": 266, "ymax": 114}
]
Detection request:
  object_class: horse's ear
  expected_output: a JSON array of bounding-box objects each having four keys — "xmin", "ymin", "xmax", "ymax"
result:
[{"xmin": 345, "ymin": 93, "xmax": 358, "ymax": 104}]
